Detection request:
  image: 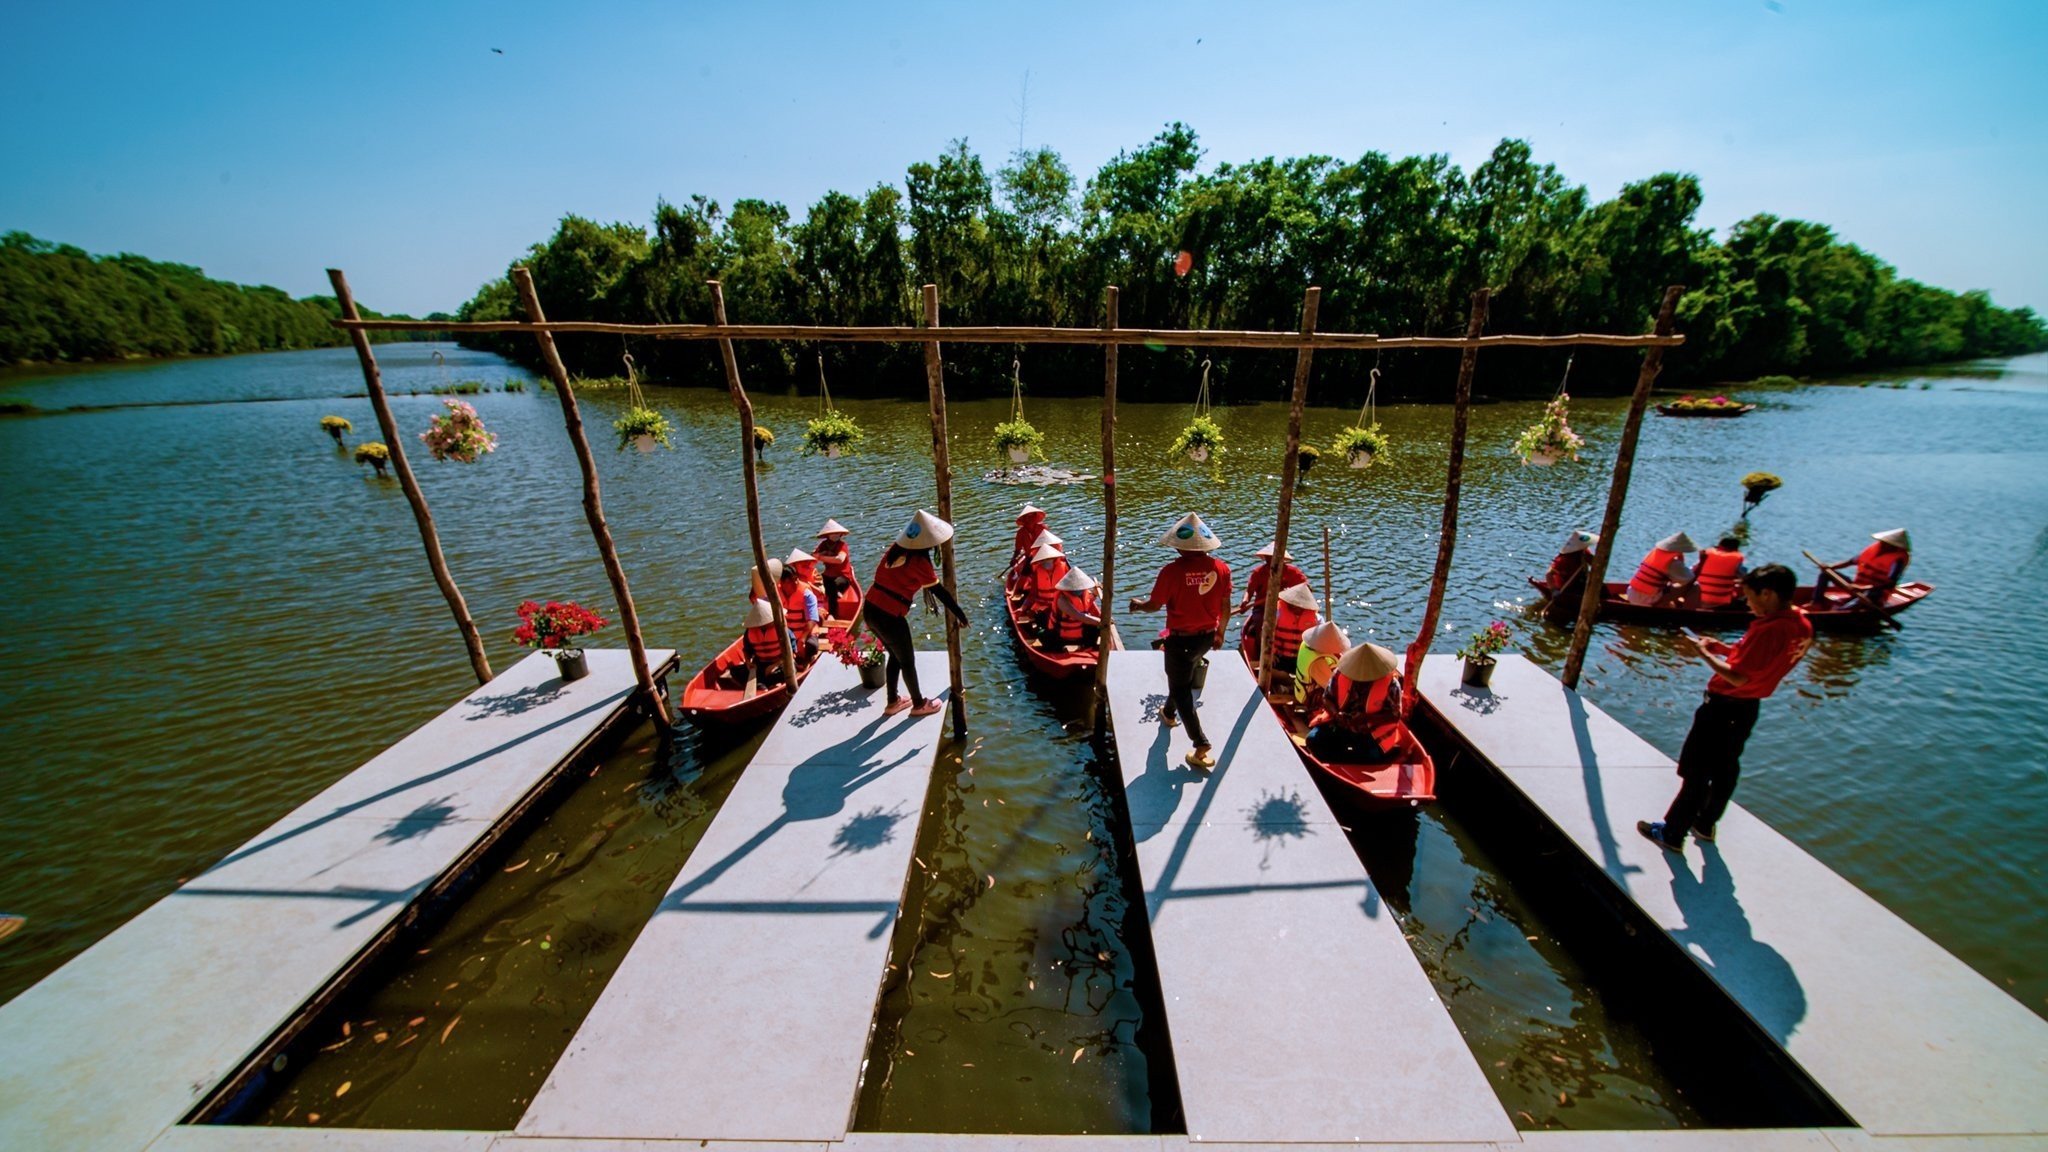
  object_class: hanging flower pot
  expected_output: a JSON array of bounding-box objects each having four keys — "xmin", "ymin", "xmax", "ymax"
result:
[
  {"xmin": 613, "ymin": 405, "xmax": 672, "ymax": 453},
  {"xmin": 1332, "ymin": 423, "xmax": 1390, "ymax": 470},
  {"xmin": 1296, "ymin": 444, "xmax": 1320, "ymax": 473},
  {"xmin": 1514, "ymin": 393, "xmax": 1585, "ymax": 466},
  {"xmin": 990, "ymin": 418, "xmax": 1044, "ymax": 465},
  {"xmin": 1170, "ymin": 415, "xmax": 1225, "ymax": 464},
  {"xmin": 753, "ymin": 425, "xmax": 775, "ymax": 458},
  {"xmin": 320, "ymin": 415, "xmax": 352, "ymax": 445},
  {"xmin": 353, "ymin": 441, "xmax": 390, "ymax": 477},
  {"xmin": 420, "ymin": 399, "xmax": 498, "ymax": 463},
  {"xmin": 1740, "ymin": 471, "xmax": 1783, "ymax": 518},
  {"xmin": 803, "ymin": 409, "xmax": 863, "ymax": 457}
]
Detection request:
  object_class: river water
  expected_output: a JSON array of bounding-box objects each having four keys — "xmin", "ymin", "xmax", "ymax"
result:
[{"xmin": 1, "ymin": 345, "xmax": 2042, "ymax": 1132}]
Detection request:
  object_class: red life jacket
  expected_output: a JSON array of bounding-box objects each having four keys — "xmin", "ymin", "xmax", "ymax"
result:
[
  {"xmin": 1055, "ymin": 588, "xmax": 1098, "ymax": 644},
  {"xmin": 1539, "ymin": 550, "xmax": 1588, "ymax": 594},
  {"xmin": 1272, "ymin": 602, "xmax": 1316, "ymax": 663},
  {"xmin": 744, "ymin": 623, "xmax": 785, "ymax": 664},
  {"xmin": 1629, "ymin": 548, "xmax": 1683, "ymax": 600},
  {"xmin": 814, "ymin": 539, "xmax": 854, "ymax": 578},
  {"xmin": 1317, "ymin": 673, "xmax": 1403, "ymax": 753},
  {"xmin": 778, "ymin": 579, "xmax": 815, "ymax": 643},
  {"xmin": 1695, "ymin": 547, "xmax": 1744, "ymax": 607},
  {"xmin": 1028, "ymin": 559, "xmax": 1068, "ymax": 611},
  {"xmin": 1854, "ymin": 542, "xmax": 1907, "ymax": 587},
  {"xmin": 868, "ymin": 549, "xmax": 935, "ymax": 617}
]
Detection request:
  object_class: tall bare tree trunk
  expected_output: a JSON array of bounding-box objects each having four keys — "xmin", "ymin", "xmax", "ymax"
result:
[
  {"xmin": 711, "ymin": 282, "xmax": 802, "ymax": 692},
  {"xmin": 1255, "ymin": 287, "xmax": 1322, "ymax": 693},
  {"xmin": 1402, "ymin": 288, "xmax": 1489, "ymax": 710},
  {"xmin": 921, "ymin": 285, "xmax": 968, "ymax": 736}
]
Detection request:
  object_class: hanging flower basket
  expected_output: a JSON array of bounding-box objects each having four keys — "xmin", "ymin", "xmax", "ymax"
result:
[
  {"xmin": 990, "ymin": 418, "xmax": 1044, "ymax": 465},
  {"xmin": 613, "ymin": 405, "xmax": 672, "ymax": 454},
  {"xmin": 1295, "ymin": 443, "xmax": 1321, "ymax": 473},
  {"xmin": 1170, "ymin": 415, "xmax": 1225, "ymax": 463},
  {"xmin": 514, "ymin": 599, "xmax": 609, "ymax": 681},
  {"xmin": 319, "ymin": 415, "xmax": 352, "ymax": 444},
  {"xmin": 1740, "ymin": 471, "xmax": 1783, "ymax": 518},
  {"xmin": 803, "ymin": 409, "xmax": 864, "ymax": 458},
  {"xmin": 352, "ymin": 441, "xmax": 390, "ymax": 476},
  {"xmin": 1332, "ymin": 424, "xmax": 1390, "ymax": 470},
  {"xmin": 1514, "ymin": 394, "xmax": 1585, "ymax": 466},
  {"xmin": 421, "ymin": 399, "xmax": 498, "ymax": 463}
]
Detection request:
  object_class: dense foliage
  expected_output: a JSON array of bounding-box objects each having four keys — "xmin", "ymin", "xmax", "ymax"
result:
[
  {"xmin": 0, "ymin": 232, "xmax": 424, "ymax": 365},
  {"xmin": 453, "ymin": 130, "xmax": 2045, "ymax": 400}
]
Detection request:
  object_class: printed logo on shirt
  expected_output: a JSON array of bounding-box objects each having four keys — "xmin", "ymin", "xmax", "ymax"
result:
[{"xmin": 1187, "ymin": 572, "xmax": 1218, "ymax": 595}]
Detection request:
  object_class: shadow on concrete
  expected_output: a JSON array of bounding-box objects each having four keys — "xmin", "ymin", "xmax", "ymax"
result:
[
  {"xmin": 463, "ymin": 680, "xmax": 571, "ymax": 720},
  {"xmin": 1662, "ymin": 843, "xmax": 1808, "ymax": 1045}
]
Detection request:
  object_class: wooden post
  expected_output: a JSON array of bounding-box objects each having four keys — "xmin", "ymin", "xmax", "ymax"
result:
[
  {"xmin": 511, "ymin": 267, "xmax": 670, "ymax": 727},
  {"xmin": 712, "ymin": 282, "xmax": 803, "ymax": 692},
  {"xmin": 1323, "ymin": 525, "xmax": 1333, "ymax": 615},
  {"xmin": 1562, "ymin": 285, "xmax": 1685, "ymax": 690},
  {"xmin": 921, "ymin": 284, "xmax": 968, "ymax": 736},
  {"xmin": 327, "ymin": 269, "xmax": 493, "ymax": 686},
  {"xmin": 1091, "ymin": 287, "xmax": 1120, "ymax": 729},
  {"xmin": 1255, "ymin": 287, "xmax": 1322, "ymax": 694},
  {"xmin": 1402, "ymin": 288, "xmax": 1489, "ymax": 710}
]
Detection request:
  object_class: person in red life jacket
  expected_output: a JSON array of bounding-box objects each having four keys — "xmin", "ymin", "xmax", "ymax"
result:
[
  {"xmin": 862, "ymin": 509, "xmax": 969, "ymax": 718},
  {"xmin": 1625, "ymin": 532, "xmax": 1699, "ymax": 606},
  {"xmin": 1024, "ymin": 543, "xmax": 1070, "ymax": 633},
  {"xmin": 1638, "ymin": 563, "xmax": 1814, "ymax": 852},
  {"xmin": 1248, "ymin": 582, "xmax": 1320, "ymax": 686},
  {"xmin": 1529, "ymin": 528, "xmax": 1599, "ymax": 597},
  {"xmin": 1048, "ymin": 567, "xmax": 1103, "ymax": 650},
  {"xmin": 1692, "ymin": 536, "xmax": 1747, "ymax": 608},
  {"xmin": 740, "ymin": 597, "xmax": 793, "ymax": 686},
  {"xmin": 1008, "ymin": 528, "xmax": 1063, "ymax": 592},
  {"xmin": 1008, "ymin": 503, "xmax": 1048, "ymax": 574},
  {"xmin": 1811, "ymin": 528, "xmax": 1911, "ymax": 610},
  {"xmin": 769, "ymin": 554, "xmax": 821, "ymax": 658},
  {"xmin": 1235, "ymin": 541, "xmax": 1310, "ymax": 647},
  {"xmin": 1127, "ymin": 512, "xmax": 1232, "ymax": 769},
  {"xmin": 1306, "ymin": 642, "xmax": 1405, "ymax": 763},
  {"xmin": 812, "ymin": 519, "xmax": 857, "ymax": 619}
]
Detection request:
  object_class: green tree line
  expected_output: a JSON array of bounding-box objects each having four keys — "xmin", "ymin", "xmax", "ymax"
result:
[
  {"xmin": 0, "ymin": 232, "xmax": 425, "ymax": 365},
  {"xmin": 455, "ymin": 128, "xmax": 2045, "ymax": 401}
]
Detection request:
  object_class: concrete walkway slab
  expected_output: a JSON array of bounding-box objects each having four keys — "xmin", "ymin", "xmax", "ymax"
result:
[
  {"xmin": 0, "ymin": 649, "xmax": 669, "ymax": 1152},
  {"xmin": 1104, "ymin": 650, "xmax": 1515, "ymax": 1145},
  {"xmin": 1419, "ymin": 655, "xmax": 2048, "ymax": 1138},
  {"xmin": 516, "ymin": 654, "xmax": 950, "ymax": 1143},
  {"xmin": 150, "ymin": 1127, "xmax": 494, "ymax": 1152},
  {"xmin": 1418, "ymin": 655, "xmax": 1672, "ymax": 771}
]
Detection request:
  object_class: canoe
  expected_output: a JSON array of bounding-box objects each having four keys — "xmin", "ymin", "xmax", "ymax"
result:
[
  {"xmin": 1005, "ymin": 589, "xmax": 1101, "ymax": 679},
  {"xmin": 678, "ymin": 636, "xmax": 814, "ymax": 726},
  {"xmin": 1537, "ymin": 570, "xmax": 1933, "ymax": 634},
  {"xmin": 1235, "ymin": 636, "xmax": 1436, "ymax": 808},
  {"xmin": 1655, "ymin": 402, "xmax": 1756, "ymax": 417}
]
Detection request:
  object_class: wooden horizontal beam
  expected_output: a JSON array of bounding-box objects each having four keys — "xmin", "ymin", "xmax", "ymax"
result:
[{"xmin": 327, "ymin": 317, "xmax": 1683, "ymax": 352}]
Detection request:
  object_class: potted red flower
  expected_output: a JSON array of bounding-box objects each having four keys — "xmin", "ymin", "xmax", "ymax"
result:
[
  {"xmin": 825, "ymin": 626, "xmax": 887, "ymax": 689},
  {"xmin": 514, "ymin": 599, "xmax": 608, "ymax": 682}
]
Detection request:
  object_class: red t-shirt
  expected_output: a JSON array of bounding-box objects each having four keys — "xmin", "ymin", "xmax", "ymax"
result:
[
  {"xmin": 1244, "ymin": 561, "xmax": 1308, "ymax": 606},
  {"xmin": 1708, "ymin": 607, "xmax": 1813, "ymax": 699},
  {"xmin": 868, "ymin": 550, "xmax": 937, "ymax": 617},
  {"xmin": 1148, "ymin": 554, "xmax": 1232, "ymax": 635}
]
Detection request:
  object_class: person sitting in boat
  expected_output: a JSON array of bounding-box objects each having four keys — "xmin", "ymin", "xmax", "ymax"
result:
[
  {"xmin": 1294, "ymin": 621, "xmax": 1350, "ymax": 710},
  {"xmin": 741, "ymin": 598, "xmax": 793, "ymax": 686},
  {"xmin": 1306, "ymin": 643, "xmax": 1405, "ymax": 763},
  {"xmin": 1626, "ymin": 532, "xmax": 1698, "ymax": 607},
  {"xmin": 1249, "ymin": 583, "xmax": 1320, "ymax": 687},
  {"xmin": 1047, "ymin": 567, "xmax": 1103, "ymax": 650},
  {"xmin": 1530, "ymin": 529, "xmax": 1598, "ymax": 597},
  {"xmin": 1692, "ymin": 536, "xmax": 1747, "ymax": 608},
  {"xmin": 1009, "ymin": 528, "xmax": 1063, "ymax": 592},
  {"xmin": 813, "ymin": 519, "xmax": 857, "ymax": 614},
  {"xmin": 1024, "ymin": 543, "xmax": 1071, "ymax": 631},
  {"xmin": 863, "ymin": 510, "xmax": 969, "ymax": 717},
  {"xmin": 1235, "ymin": 541, "xmax": 1309, "ymax": 643},
  {"xmin": 767, "ymin": 557, "xmax": 821, "ymax": 658},
  {"xmin": 1008, "ymin": 503, "xmax": 1048, "ymax": 574},
  {"xmin": 1812, "ymin": 528, "xmax": 1911, "ymax": 610}
]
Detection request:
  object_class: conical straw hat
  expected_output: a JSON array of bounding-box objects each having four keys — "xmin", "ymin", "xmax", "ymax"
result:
[
  {"xmin": 786, "ymin": 547, "xmax": 815, "ymax": 566},
  {"xmin": 1254, "ymin": 541, "xmax": 1295, "ymax": 561},
  {"xmin": 1056, "ymin": 567, "xmax": 1097, "ymax": 592},
  {"xmin": 764, "ymin": 557, "xmax": 785, "ymax": 583},
  {"xmin": 1302, "ymin": 621, "xmax": 1350, "ymax": 655},
  {"xmin": 1016, "ymin": 503, "xmax": 1045, "ymax": 523},
  {"xmin": 1655, "ymin": 532, "xmax": 1698, "ymax": 554},
  {"xmin": 744, "ymin": 598, "xmax": 775, "ymax": 628},
  {"xmin": 1031, "ymin": 543, "xmax": 1064, "ymax": 565},
  {"xmin": 815, "ymin": 518, "xmax": 850, "ymax": 538},
  {"xmin": 1336, "ymin": 642, "xmax": 1399, "ymax": 681},
  {"xmin": 1559, "ymin": 529, "xmax": 1597, "ymax": 554},
  {"xmin": 1872, "ymin": 528, "xmax": 1911, "ymax": 549},
  {"xmin": 1158, "ymin": 512, "xmax": 1221, "ymax": 552},
  {"xmin": 896, "ymin": 509, "xmax": 954, "ymax": 550},
  {"xmin": 1030, "ymin": 529, "xmax": 1064, "ymax": 550},
  {"xmin": 1278, "ymin": 583, "xmax": 1319, "ymax": 611}
]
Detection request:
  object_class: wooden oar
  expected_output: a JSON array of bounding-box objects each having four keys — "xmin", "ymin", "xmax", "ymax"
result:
[{"xmin": 1803, "ymin": 549, "xmax": 1904, "ymax": 631}]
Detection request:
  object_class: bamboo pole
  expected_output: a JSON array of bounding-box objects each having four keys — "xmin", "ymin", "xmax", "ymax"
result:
[
  {"xmin": 1255, "ymin": 287, "xmax": 1322, "ymax": 694},
  {"xmin": 1091, "ymin": 286, "xmax": 1120, "ymax": 730},
  {"xmin": 511, "ymin": 267, "xmax": 669, "ymax": 727},
  {"xmin": 333, "ymin": 316, "xmax": 1681, "ymax": 353},
  {"xmin": 712, "ymin": 282, "xmax": 804, "ymax": 693},
  {"xmin": 921, "ymin": 285, "xmax": 968, "ymax": 736},
  {"xmin": 327, "ymin": 269, "xmax": 493, "ymax": 686},
  {"xmin": 1323, "ymin": 525, "xmax": 1333, "ymax": 615},
  {"xmin": 1402, "ymin": 288, "xmax": 1490, "ymax": 711},
  {"xmin": 1561, "ymin": 286, "xmax": 1686, "ymax": 690}
]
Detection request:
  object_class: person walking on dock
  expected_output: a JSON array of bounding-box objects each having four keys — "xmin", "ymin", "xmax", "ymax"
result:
[
  {"xmin": 863, "ymin": 510, "xmax": 968, "ymax": 718},
  {"xmin": 1129, "ymin": 512, "xmax": 1232, "ymax": 769},
  {"xmin": 1638, "ymin": 563, "xmax": 1813, "ymax": 853}
]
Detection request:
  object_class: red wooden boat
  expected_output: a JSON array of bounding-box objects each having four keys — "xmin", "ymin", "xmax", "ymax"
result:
[
  {"xmin": 1536, "ymin": 569, "xmax": 1932, "ymax": 634},
  {"xmin": 1655, "ymin": 401, "xmax": 1756, "ymax": 417},
  {"xmin": 1235, "ymin": 635, "xmax": 1436, "ymax": 808},
  {"xmin": 680, "ymin": 578, "xmax": 864, "ymax": 726},
  {"xmin": 1005, "ymin": 589, "xmax": 1101, "ymax": 679}
]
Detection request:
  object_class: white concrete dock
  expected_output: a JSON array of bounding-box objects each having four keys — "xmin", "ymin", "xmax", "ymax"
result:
[
  {"xmin": 516, "ymin": 653, "xmax": 952, "ymax": 1143},
  {"xmin": 1418, "ymin": 654, "xmax": 2048, "ymax": 1139},
  {"xmin": 1103, "ymin": 649, "xmax": 1517, "ymax": 1145},
  {"xmin": 0, "ymin": 649, "xmax": 673, "ymax": 1152}
]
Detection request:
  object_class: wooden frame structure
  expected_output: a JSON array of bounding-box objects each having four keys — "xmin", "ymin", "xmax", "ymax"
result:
[{"xmin": 331, "ymin": 272, "xmax": 1683, "ymax": 730}]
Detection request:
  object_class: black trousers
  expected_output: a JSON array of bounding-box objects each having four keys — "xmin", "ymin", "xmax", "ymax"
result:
[
  {"xmin": 1161, "ymin": 633, "xmax": 1215, "ymax": 748},
  {"xmin": 862, "ymin": 603, "xmax": 924, "ymax": 704},
  {"xmin": 1665, "ymin": 692, "xmax": 1761, "ymax": 834}
]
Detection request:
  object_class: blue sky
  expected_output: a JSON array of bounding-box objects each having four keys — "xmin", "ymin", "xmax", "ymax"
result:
[{"xmin": 3, "ymin": 0, "xmax": 2043, "ymax": 318}]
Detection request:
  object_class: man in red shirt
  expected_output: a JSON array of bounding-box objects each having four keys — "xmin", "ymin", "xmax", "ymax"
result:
[
  {"xmin": 1639, "ymin": 563, "xmax": 1814, "ymax": 852},
  {"xmin": 1128, "ymin": 512, "xmax": 1232, "ymax": 769}
]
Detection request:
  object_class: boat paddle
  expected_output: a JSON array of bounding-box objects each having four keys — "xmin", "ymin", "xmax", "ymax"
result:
[{"xmin": 1802, "ymin": 549, "xmax": 1903, "ymax": 631}]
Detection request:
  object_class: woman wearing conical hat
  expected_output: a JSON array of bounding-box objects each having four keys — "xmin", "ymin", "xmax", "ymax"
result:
[
  {"xmin": 1023, "ymin": 542, "xmax": 1070, "ymax": 632},
  {"xmin": 767, "ymin": 555, "xmax": 822, "ymax": 657},
  {"xmin": 1306, "ymin": 642, "xmax": 1404, "ymax": 763},
  {"xmin": 1811, "ymin": 528, "xmax": 1911, "ymax": 610},
  {"xmin": 1530, "ymin": 528, "xmax": 1599, "ymax": 598},
  {"xmin": 864, "ymin": 510, "xmax": 969, "ymax": 717},
  {"xmin": 812, "ymin": 519, "xmax": 858, "ymax": 618},
  {"xmin": 1126, "ymin": 512, "xmax": 1232, "ymax": 769},
  {"xmin": 1233, "ymin": 540, "xmax": 1310, "ymax": 645},
  {"xmin": 740, "ymin": 597, "xmax": 792, "ymax": 686},
  {"xmin": 1048, "ymin": 566, "xmax": 1103, "ymax": 651},
  {"xmin": 1625, "ymin": 531, "xmax": 1699, "ymax": 607},
  {"xmin": 1293, "ymin": 620, "xmax": 1350, "ymax": 709},
  {"xmin": 1007, "ymin": 527, "xmax": 1063, "ymax": 591},
  {"xmin": 1008, "ymin": 503, "xmax": 1048, "ymax": 575}
]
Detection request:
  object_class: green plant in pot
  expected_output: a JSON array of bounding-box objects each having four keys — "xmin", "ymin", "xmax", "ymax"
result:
[
  {"xmin": 353, "ymin": 441, "xmax": 390, "ymax": 476},
  {"xmin": 1514, "ymin": 394, "xmax": 1585, "ymax": 465},
  {"xmin": 1456, "ymin": 619, "xmax": 1513, "ymax": 688},
  {"xmin": 1332, "ymin": 423, "xmax": 1390, "ymax": 469},
  {"xmin": 990, "ymin": 418, "xmax": 1044, "ymax": 465},
  {"xmin": 319, "ymin": 415, "xmax": 352, "ymax": 445},
  {"xmin": 803, "ymin": 409, "xmax": 864, "ymax": 457},
  {"xmin": 1170, "ymin": 414, "xmax": 1225, "ymax": 463},
  {"xmin": 614, "ymin": 406, "xmax": 672, "ymax": 453}
]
